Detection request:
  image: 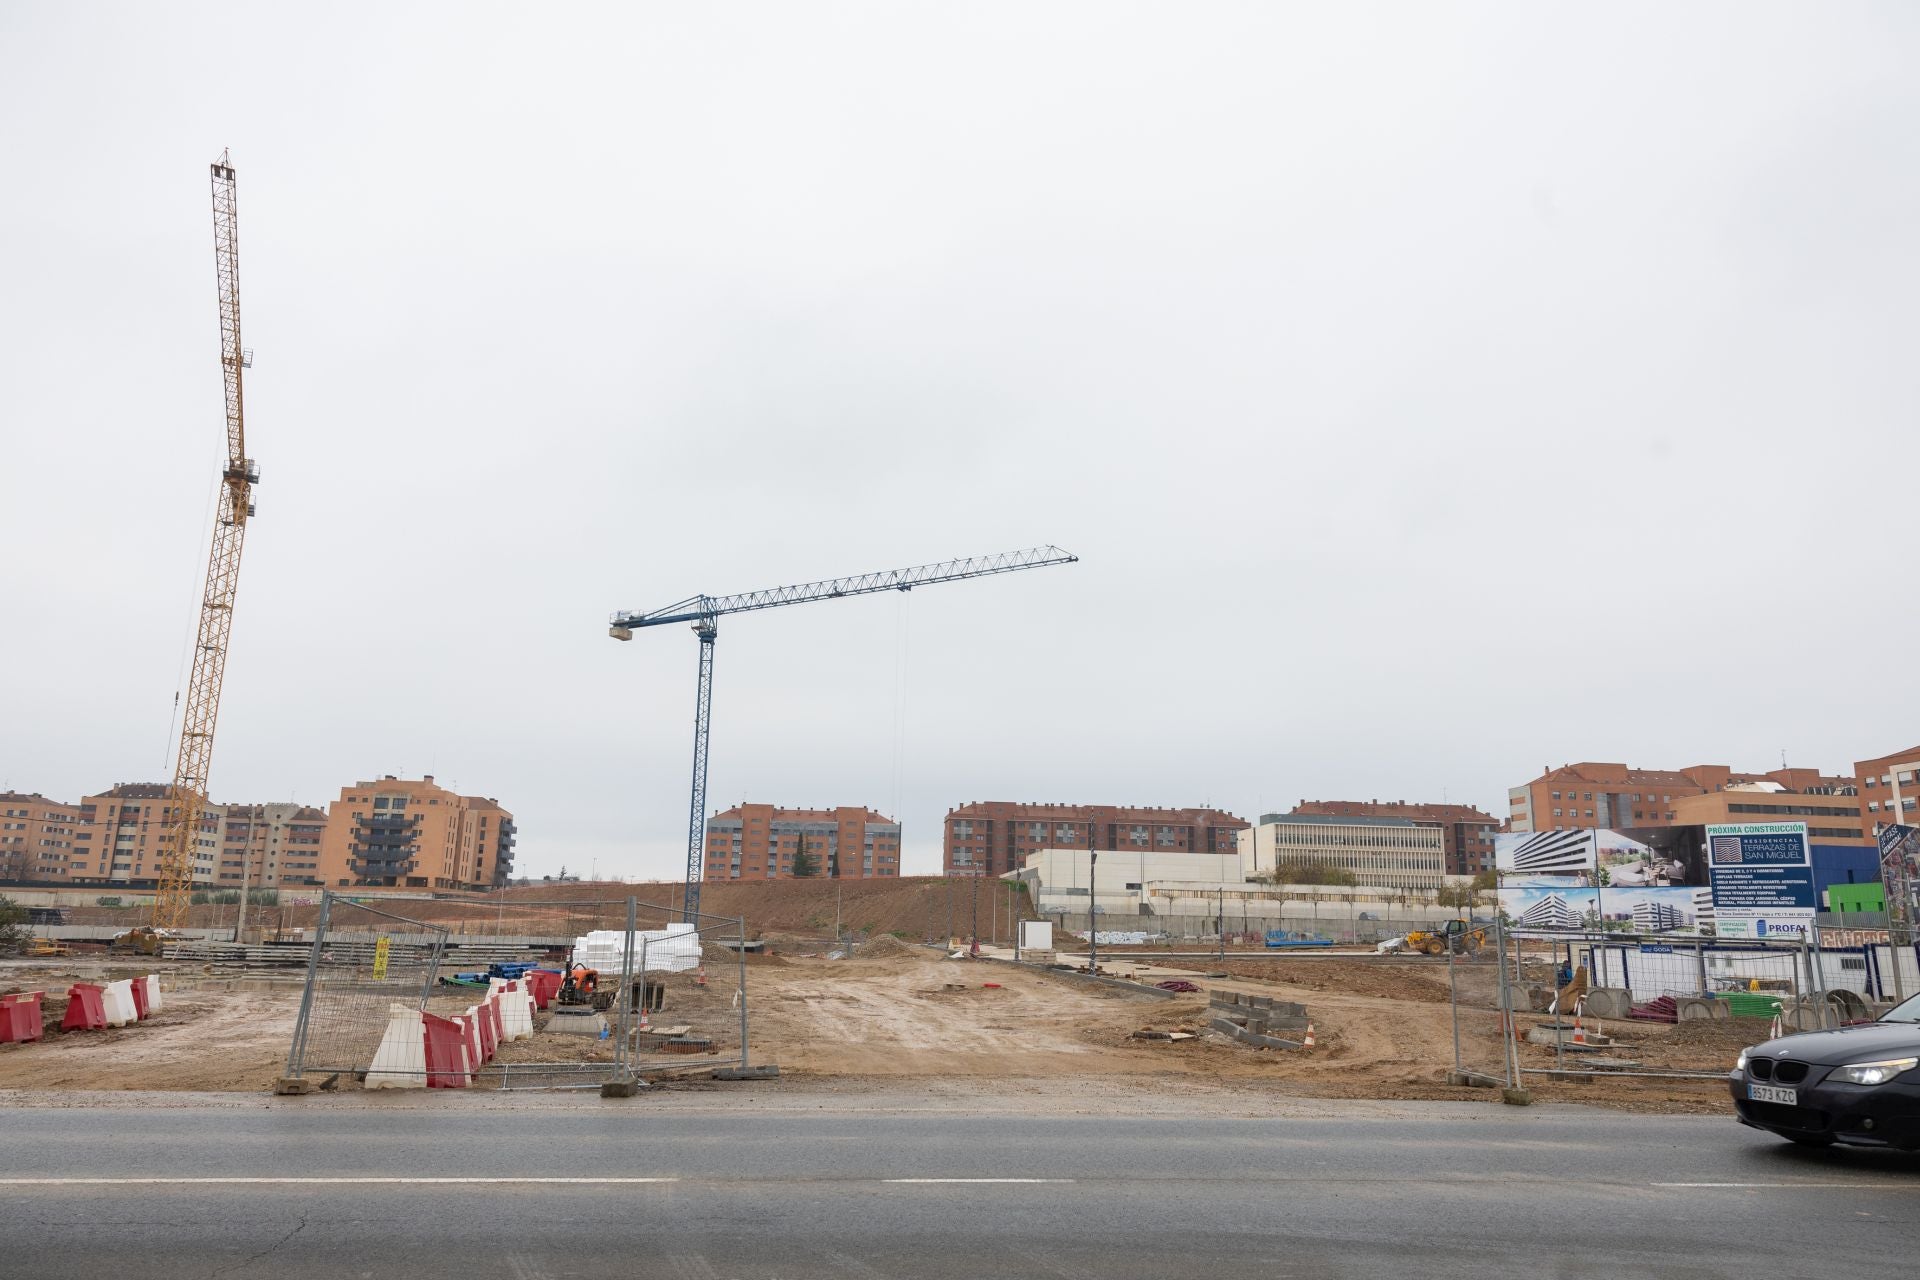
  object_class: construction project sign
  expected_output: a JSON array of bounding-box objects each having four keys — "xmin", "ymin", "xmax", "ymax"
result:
[
  {"xmin": 1707, "ymin": 822, "xmax": 1815, "ymax": 939},
  {"xmin": 372, "ymin": 935, "xmax": 391, "ymax": 981}
]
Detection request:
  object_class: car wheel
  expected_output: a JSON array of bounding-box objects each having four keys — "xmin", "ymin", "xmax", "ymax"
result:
[{"xmin": 1781, "ymin": 1133, "xmax": 1835, "ymax": 1147}]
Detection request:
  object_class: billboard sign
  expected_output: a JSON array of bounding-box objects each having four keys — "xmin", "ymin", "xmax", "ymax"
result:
[
  {"xmin": 1706, "ymin": 822, "xmax": 1815, "ymax": 939},
  {"xmin": 1496, "ymin": 828, "xmax": 1711, "ymax": 934},
  {"xmin": 1880, "ymin": 823, "xmax": 1919, "ymax": 931}
]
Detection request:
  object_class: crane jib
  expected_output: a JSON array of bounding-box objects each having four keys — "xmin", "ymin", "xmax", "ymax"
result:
[{"xmin": 609, "ymin": 545, "xmax": 1078, "ymax": 923}]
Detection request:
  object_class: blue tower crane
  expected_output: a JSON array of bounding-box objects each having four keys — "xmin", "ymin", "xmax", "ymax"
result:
[{"xmin": 610, "ymin": 546, "xmax": 1079, "ymax": 919}]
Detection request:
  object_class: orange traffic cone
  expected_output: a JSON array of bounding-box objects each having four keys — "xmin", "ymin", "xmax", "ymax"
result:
[
  {"xmin": 695, "ymin": 966, "xmax": 707, "ymax": 988},
  {"xmin": 1572, "ymin": 1015, "xmax": 1587, "ymax": 1046},
  {"xmin": 637, "ymin": 1004, "xmax": 651, "ymax": 1033},
  {"xmin": 1770, "ymin": 1012, "xmax": 1783, "ymax": 1039},
  {"xmin": 1303, "ymin": 1022, "xmax": 1316, "ymax": 1049}
]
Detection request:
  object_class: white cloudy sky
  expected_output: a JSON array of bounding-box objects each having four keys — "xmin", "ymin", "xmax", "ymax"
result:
[{"xmin": 2, "ymin": 4, "xmax": 1915, "ymax": 881}]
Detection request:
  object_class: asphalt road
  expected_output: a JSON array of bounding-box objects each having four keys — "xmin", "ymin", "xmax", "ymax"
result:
[{"xmin": 2, "ymin": 1099, "xmax": 1916, "ymax": 1279}]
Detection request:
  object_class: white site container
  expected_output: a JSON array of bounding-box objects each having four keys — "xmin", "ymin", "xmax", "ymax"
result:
[{"xmin": 570, "ymin": 923, "xmax": 702, "ymax": 975}]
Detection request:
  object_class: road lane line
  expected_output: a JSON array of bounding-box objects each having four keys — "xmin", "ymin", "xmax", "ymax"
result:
[
  {"xmin": 1653, "ymin": 1182, "xmax": 1920, "ymax": 1190},
  {"xmin": 882, "ymin": 1178, "xmax": 1074, "ymax": 1184},
  {"xmin": 0, "ymin": 1177, "xmax": 680, "ymax": 1186}
]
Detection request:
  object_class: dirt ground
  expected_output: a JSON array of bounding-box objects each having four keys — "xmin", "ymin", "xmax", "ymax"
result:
[{"xmin": 0, "ymin": 948, "xmax": 1749, "ymax": 1114}]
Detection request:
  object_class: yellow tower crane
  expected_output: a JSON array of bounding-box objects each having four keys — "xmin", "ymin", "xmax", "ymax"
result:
[{"xmin": 150, "ymin": 151, "xmax": 258, "ymax": 928}]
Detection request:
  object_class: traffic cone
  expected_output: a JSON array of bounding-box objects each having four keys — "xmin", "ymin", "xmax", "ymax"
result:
[
  {"xmin": 1770, "ymin": 1012, "xmax": 1783, "ymax": 1039},
  {"xmin": 1572, "ymin": 1015, "xmax": 1587, "ymax": 1046},
  {"xmin": 1303, "ymin": 1022, "xmax": 1316, "ymax": 1049},
  {"xmin": 638, "ymin": 1004, "xmax": 651, "ymax": 1033},
  {"xmin": 695, "ymin": 966, "xmax": 707, "ymax": 988}
]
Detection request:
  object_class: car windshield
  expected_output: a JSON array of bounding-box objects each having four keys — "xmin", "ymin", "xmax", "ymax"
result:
[{"xmin": 1880, "ymin": 993, "xmax": 1920, "ymax": 1024}]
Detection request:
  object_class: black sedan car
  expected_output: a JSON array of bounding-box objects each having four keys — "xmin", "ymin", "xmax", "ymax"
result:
[{"xmin": 1730, "ymin": 993, "xmax": 1920, "ymax": 1149}]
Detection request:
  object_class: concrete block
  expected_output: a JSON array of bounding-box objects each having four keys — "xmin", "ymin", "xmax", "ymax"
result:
[
  {"xmin": 1271, "ymin": 1001, "xmax": 1307, "ymax": 1018},
  {"xmin": 1525, "ymin": 1024, "xmax": 1613, "ymax": 1050},
  {"xmin": 712, "ymin": 1065, "xmax": 780, "ymax": 1081},
  {"xmin": 1250, "ymin": 996, "xmax": 1273, "ymax": 1010},
  {"xmin": 272, "ymin": 1077, "xmax": 315, "ymax": 1096},
  {"xmin": 1446, "ymin": 1070, "xmax": 1500, "ymax": 1089},
  {"xmin": 1501, "ymin": 1088, "xmax": 1534, "ymax": 1106},
  {"xmin": 1583, "ymin": 988, "xmax": 1634, "ymax": 1019},
  {"xmin": 1674, "ymin": 996, "xmax": 1721, "ymax": 1022},
  {"xmin": 1209, "ymin": 1017, "xmax": 1245, "ymax": 1038},
  {"xmin": 547, "ymin": 1008, "xmax": 608, "ymax": 1037},
  {"xmin": 599, "ymin": 1079, "xmax": 644, "ymax": 1098}
]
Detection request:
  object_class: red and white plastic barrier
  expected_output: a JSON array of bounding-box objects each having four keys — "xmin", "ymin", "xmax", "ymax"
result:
[
  {"xmin": 488, "ymin": 979, "xmax": 535, "ymax": 1041},
  {"xmin": 365, "ymin": 1004, "xmax": 429, "ymax": 1089},
  {"xmin": 141, "ymin": 975, "xmax": 164, "ymax": 1017},
  {"xmin": 355, "ymin": 988, "xmax": 544, "ymax": 1088}
]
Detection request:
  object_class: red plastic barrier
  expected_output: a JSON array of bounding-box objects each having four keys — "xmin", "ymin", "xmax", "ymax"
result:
[
  {"xmin": 0, "ymin": 992, "xmax": 44, "ymax": 1044},
  {"xmin": 473, "ymin": 1003, "xmax": 497, "ymax": 1061},
  {"xmin": 456, "ymin": 1013, "xmax": 482, "ymax": 1076},
  {"xmin": 61, "ymin": 984, "xmax": 106, "ymax": 1033},
  {"xmin": 485, "ymin": 996, "xmax": 505, "ymax": 1047},
  {"xmin": 128, "ymin": 977, "xmax": 150, "ymax": 1021},
  {"xmin": 421, "ymin": 1013, "xmax": 469, "ymax": 1088},
  {"xmin": 527, "ymin": 969, "xmax": 563, "ymax": 1010}
]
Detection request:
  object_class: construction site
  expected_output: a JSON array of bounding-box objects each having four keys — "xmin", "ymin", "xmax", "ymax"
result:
[{"xmin": 0, "ymin": 876, "xmax": 1771, "ymax": 1114}]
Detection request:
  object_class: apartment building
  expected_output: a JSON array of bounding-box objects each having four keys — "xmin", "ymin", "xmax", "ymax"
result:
[
  {"xmin": 72, "ymin": 784, "xmax": 223, "ymax": 885},
  {"xmin": 1670, "ymin": 785, "xmax": 1868, "ymax": 845},
  {"xmin": 0, "ymin": 792, "xmax": 82, "ymax": 883},
  {"xmin": 1856, "ymin": 745, "xmax": 1920, "ymax": 838},
  {"xmin": 1290, "ymin": 799, "xmax": 1500, "ymax": 876},
  {"xmin": 1507, "ymin": 762, "xmax": 1857, "ymax": 834},
  {"xmin": 1238, "ymin": 813, "xmax": 1448, "ymax": 892},
  {"xmin": 705, "ymin": 804, "xmax": 901, "ymax": 881},
  {"xmin": 315, "ymin": 775, "xmax": 516, "ymax": 891},
  {"xmin": 218, "ymin": 803, "xmax": 330, "ymax": 888},
  {"xmin": 943, "ymin": 802, "xmax": 1247, "ymax": 877}
]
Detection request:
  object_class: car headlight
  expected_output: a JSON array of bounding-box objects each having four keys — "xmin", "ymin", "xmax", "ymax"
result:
[
  {"xmin": 1829, "ymin": 1057, "xmax": 1919, "ymax": 1086},
  {"xmin": 1733, "ymin": 1049, "xmax": 1749, "ymax": 1073}
]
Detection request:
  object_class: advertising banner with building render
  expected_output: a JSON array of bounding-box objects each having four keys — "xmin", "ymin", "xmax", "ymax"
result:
[
  {"xmin": 1496, "ymin": 823, "xmax": 1810, "ymax": 937},
  {"xmin": 1496, "ymin": 828, "xmax": 1707, "ymax": 934}
]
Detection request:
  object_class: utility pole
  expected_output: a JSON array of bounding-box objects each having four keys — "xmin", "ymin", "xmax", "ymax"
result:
[
  {"xmin": 1218, "ymin": 884, "xmax": 1225, "ymax": 965},
  {"xmin": 1088, "ymin": 850, "xmax": 1099, "ymax": 975},
  {"xmin": 970, "ymin": 868, "xmax": 981, "ymax": 955}
]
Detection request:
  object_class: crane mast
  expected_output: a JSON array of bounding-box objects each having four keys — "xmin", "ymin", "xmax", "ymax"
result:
[
  {"xmin": 610, "ymin": 546, "xmax": 1078, "ymax": 919},
  {"xmin": 151, "ymin": 152, "xmax": 258, "ymax": 928}
]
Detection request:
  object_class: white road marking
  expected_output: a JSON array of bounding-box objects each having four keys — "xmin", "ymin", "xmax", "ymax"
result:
[
  {"xmin": 1653, "ymin": 1182, "xmax": 1920, "ymax": 1190},
  {"xmin": 0, "ymin": 1177, "xmax": 680, "ymax": 1186},
  {"xmin": 883, "ymin": 1178, "xmax": 1074, "ymax": 1184}
]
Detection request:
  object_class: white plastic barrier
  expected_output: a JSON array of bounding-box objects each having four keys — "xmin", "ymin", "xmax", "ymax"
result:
[
  {"xmin": 488, "ymin": 979, "xmax": 535, "ymax": 1040},
  {"xmin": 100, "ymin": 979, "xmax": 138, "ymax": 1028},
  {"xmin": 141, "ymin": 975, "xmax": 164, "ymax": 1016},
  {"xmin": 364, "ymin": 1003, "xmax": 428, "ymax": 1089},
  {"xmin": 570, "ymin": 923, "xmax": 702, "ymax": 974}
]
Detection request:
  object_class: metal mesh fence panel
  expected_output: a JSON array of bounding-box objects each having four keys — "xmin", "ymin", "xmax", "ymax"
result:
[
  {"xmin": 284, "ymin": 894, "xmax": 449, "ymax": 1080},
  {"xmin": 1442, "ymin": 919, "xmax": 1521, "ymax": 1089},
  {"xmin": 409, "ymin": 896, "xmax": 752, "ymax": 1089}
]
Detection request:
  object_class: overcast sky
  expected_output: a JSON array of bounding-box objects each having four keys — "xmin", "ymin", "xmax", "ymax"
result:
[{"xmin": 3, "ymin": 4, "xmax": 1915, "ymax": 881}]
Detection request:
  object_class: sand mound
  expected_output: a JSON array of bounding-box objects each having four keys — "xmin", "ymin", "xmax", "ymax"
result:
[{"xmin": 852, "ymin": 934, "xmax": 923, "ymax": 961}]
